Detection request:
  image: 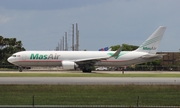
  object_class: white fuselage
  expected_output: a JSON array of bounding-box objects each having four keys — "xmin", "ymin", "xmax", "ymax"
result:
[{"xmin": 7, "ymin": 50, "xmax": 159, "ymax": 67}]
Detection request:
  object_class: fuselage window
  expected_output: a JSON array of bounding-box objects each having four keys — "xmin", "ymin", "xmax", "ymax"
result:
[{"xmin": 17, "ymin": 55, "xmax": 21, "ymax": 57}]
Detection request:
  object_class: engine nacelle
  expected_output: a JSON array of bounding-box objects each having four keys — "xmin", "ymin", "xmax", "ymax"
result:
[{"xmin": 62, "ymin": 61, "xmax": 78, "ymax": 70}]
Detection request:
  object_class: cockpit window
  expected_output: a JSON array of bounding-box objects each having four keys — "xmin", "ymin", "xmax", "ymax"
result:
[
  {"xmin": 12, "ymin": 55, "xmax": 20, "ymax": 57},
  {"xmin": 12, "ymin": 55, "xmax": 16, "ymax": 57}
]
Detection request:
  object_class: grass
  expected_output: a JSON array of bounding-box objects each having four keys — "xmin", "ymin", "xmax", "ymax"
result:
[
  {"xmin": 0, "ymin": 85, "xmax": 180, "ymax": 106},
  {"xmin": 0, "ymin": 71, "xmax": 180, "ymax": 106}
]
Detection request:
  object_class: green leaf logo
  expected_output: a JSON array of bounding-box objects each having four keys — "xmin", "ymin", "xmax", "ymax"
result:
[{"xmin": 107, "ymin": 52, "xmax": 128, "ymax": 59}]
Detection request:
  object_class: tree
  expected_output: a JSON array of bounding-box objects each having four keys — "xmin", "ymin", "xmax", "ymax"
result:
[
  {"xmin": 122, "ymin": 44, "xmax": 138, "ymax": 51},
  {"xmin": 0, "ymin": 36, "xmax": 4, "ymax": 49},
  {"xmin": 9, "ymin": 38, "xmax": 16, "ymax": 46},
  {"xmin": 110, "ymin": 44, "xmax": 138, "ymax": 51},
  {"xmin": 110, "ymin": 45, "xmax": 120, "ymax": 51},
  {"xmin": 0, "ymin": 36, "xmax": 25, "ymax": 67}
]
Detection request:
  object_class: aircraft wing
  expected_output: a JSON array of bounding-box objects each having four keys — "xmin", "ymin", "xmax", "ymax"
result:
[
  {"xmin": 110, "ymin": 46, "xmax": 123, "ymax": 58},
  {"xmin": 74, "ymin": 47, "xmax": 122, "ymax": 64},
  {"xmin": 74, "ymin": 56, "xmax": 109, "ymax": 65},
  {"xmin": 75, "ymin": 56, "xmax": 109, "ymax": 62},
  {"xmin": 108, "ymin": 48, "xmax": 112, "ymax": 51}
]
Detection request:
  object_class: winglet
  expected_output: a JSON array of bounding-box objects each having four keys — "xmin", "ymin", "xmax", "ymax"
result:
[{"xmin": 111, "ymin": 46, "xmax": 123, "ymax": 58}]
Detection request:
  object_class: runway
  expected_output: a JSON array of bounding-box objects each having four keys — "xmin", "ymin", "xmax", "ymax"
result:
[{"xmin": 0, "ymin": 77, "xmax": 180, "ymax": 85}]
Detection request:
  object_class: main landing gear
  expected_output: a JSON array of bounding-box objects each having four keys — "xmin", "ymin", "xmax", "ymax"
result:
[
  {"xmin": 81, "ymin": 65, "xmax": 92, "ymax": 73},
  {"xmin": 82, "ymin": 69, "xmax": 92, "ymax": 73},
  {"xmin": 19, "ymin": 66, "xmax": 22, "ymax": 72}
]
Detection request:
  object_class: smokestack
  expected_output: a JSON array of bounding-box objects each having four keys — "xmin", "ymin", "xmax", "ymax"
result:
[
  {"xmin": 65, "ymin": 32, "xmax": 68, "ymax": 51},
  {"xmin": 60, "ymin": 39, "xmax": 62, "ymax": 51},
  {"xmin": 62, "ymin": 36, "xmax": 64, "ymax": 51},
  {"xmin": 72, "ymin": 24, "xmax": 74, "ymax": 51},
  {"xmin": 75, "ymin": 23, "xmax": 79, "ymax": 51}
]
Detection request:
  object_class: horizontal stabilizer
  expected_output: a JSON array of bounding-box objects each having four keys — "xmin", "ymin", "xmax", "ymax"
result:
[{"xmin": 141, "ymin": 54, "xmax": 166, "ymax": 59}]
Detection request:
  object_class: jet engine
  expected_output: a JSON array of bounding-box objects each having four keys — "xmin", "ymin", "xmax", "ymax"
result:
[{"xmin": 62, "ymin": 61, "xmax": 78, "ymax": 70}]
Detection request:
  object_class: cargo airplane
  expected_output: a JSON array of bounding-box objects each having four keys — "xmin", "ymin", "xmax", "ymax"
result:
[{"xmin": 8, "ymin": 26, "xmax": 166, "ymax": 72}]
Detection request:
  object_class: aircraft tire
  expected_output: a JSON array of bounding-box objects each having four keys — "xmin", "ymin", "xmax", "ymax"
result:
[
  {"xmin": 19, "ymin": 67, "xmax": 22, "ymax": 72},
  {"xmin": 82, "ymin": 69, "xmax": 92, "ymax": 73}
]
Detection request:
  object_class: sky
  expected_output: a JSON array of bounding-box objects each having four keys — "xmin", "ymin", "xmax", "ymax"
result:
[{"xmin": 0, "ymin": 0, "xmax": 179, "ymax": 51}]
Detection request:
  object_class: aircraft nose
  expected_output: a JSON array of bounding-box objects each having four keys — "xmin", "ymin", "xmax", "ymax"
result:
[{"xmin": 7, "ymin": 57, "xmax": 12, "ymax": 63}]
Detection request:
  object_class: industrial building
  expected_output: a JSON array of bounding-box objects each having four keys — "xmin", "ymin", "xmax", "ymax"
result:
[{"xmin": 158, "ymin": 52, "xmax": 180, "ymax": 71}]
